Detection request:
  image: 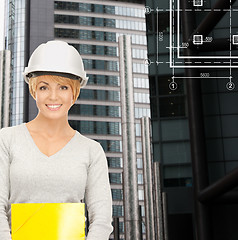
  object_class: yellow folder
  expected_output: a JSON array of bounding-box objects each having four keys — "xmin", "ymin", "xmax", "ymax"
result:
[{"xmin": 11, "ymin": 203, "xmax": 85, "ymax": 240}]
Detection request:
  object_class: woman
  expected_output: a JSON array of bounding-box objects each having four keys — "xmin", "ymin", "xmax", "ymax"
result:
[{"xmin": 0, "ymin": 40, "xmax": 113, "ymax": 240}]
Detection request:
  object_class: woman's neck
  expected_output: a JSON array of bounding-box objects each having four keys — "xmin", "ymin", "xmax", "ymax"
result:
[{"xmin": 27, "ymin": 114, "xmax": 74, "ymax": 137}]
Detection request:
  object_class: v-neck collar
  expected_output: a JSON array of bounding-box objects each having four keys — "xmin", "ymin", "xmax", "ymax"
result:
[{"xmin": 22, "ymin": 123, "xmax": 78, "ymax": 159}]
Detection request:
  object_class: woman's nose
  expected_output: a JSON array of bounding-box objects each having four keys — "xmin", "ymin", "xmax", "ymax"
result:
[{"xmin": 49, "ymin": 88, "xmax": 58, "ymax": 100}]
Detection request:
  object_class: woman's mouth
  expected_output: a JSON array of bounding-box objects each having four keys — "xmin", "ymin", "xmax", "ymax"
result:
[{"xmin": 46, "ymin": 104, "xmax": 62, "ymax": 111}]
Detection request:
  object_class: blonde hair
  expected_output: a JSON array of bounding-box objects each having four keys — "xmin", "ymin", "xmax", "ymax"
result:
[{"xmin": 29, "ymin": 75, "xmax": 81, "ymax": 103}]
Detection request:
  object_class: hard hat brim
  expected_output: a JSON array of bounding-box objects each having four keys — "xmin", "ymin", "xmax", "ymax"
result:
[{"xmin": 23, "ymin": 71, "xmax": 88, "ymax": 88}]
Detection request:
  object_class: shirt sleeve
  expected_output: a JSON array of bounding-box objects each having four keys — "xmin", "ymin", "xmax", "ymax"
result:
[
  {"xmin": 85, "ymin": 142, "xmax": 113, "ymax": 240},
  {"xmin": 0, "ymin": 128, "xmax": 12, "ymax": 240}
]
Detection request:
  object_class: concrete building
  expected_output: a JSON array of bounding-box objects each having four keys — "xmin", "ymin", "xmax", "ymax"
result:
[
  {"xmin": 5, "ymin": 0, "xmax": 150, "ymax": 239},
  {"xmin": 0, "ymin": 50, "xmax": 11, "ymax": 128}
]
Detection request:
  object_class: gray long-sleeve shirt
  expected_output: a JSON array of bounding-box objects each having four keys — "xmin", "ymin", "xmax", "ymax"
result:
[{"xmin": 0, "ymin": 123, "xmax": 113, "ymax": 240}]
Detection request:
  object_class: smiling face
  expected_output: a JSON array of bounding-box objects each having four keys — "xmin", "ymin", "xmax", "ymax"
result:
[{"xmin": 34, "ymin": 75, "xmax": 74, "ymax": 120}]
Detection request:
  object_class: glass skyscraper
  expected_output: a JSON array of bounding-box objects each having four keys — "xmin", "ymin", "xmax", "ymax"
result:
[
  {"xmin": 145, "ymin": 0, "xmax": 238, "ymax": 239},
  {"xmin": 5, "ymin": 0, "xmax": 26, "ymax": 126}
]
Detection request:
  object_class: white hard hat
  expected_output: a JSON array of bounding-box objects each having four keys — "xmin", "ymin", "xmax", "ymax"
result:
[{"xmin": 23, "ymin": 40, "xmax": 88, "ymax": 88}]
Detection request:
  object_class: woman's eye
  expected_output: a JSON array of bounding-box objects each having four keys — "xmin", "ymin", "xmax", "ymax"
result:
[
  {"xmin": 60, "ymin": 86, "xmax": 68, "ymax": 90},
  {"xmin": 39, "ymin": 86, "xmax": 47, "ymax": 90}
]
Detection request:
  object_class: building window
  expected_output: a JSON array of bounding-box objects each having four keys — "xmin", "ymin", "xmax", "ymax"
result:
[
  {"xmin": 83, "ymin": 59, "xmax": 118, "ymax": 71},
  {"xmin": 70, "ymin": 104, "xmax": 121, "ymax": 118},
  {"xmin": 134, "ymin": 92, "xmax": 150, "ymax": 103},
  {"xmin": 131, "ymin": 34, "xmax": 147, "ymax": 45},
  {"xmin": 54, "ymin": 1, "xmax": 79, "ymax": 11},
  {"xmin": 108, "ymin": 157, "xmax": 123, "ymax": 168},
  {"xmin": 69, "ymin": 120, "xmax": 121, "ymax": 135},
  {"xmin": 97, "ymin": 140, "xmax": 122, "ymax": 152},
  {"xmin": 115, "ymin": 6, "xmax": 144, "ymax": 17},
  {"xmin": 138, "ymin": 174, "xmax": 143, "ymax": 184},
  {"xmin": 146, "ymin": 12, "xmax": 173, "ymax": 34},
  {"xmin": 134, "ymin": 78, "xmax": 149, "ymax": 89},
  {"xmin": 55, "ymin": 15, "xmax": 116, "ymax": 28},
  {"xmin": 137, "ymin": 158, "xmax": 143, "ymax": 168},
  {"xmin": 135, "ymin": 123, "xmax": 141, "ymax": 136},
  {"xmin": 135, "ymin": 107, "xmax": 151, "ymax": 119},
  {"xmin": 71, "ymin": 44, "xmax": 117, "ymax": 56},
  {"xmin": 164, "ymin": 164, "xmax": 193, "ymax": 187},
  {"xmin": 54, "ymin": 28, "xmax": 117, "ymax": 42},
  {"xmin": 133, "ymin": 63, "xmax": 149, "ymax": 74},
  {"xmin": 136, "ymin": 141, "xmax": 142, "ymax": 153},
  {"xmin": 132, "ymin": 48, "xmax": 147, "ymax": 59},
  {"xmin": 87, "ymin": 74, "xmax": 119, "ymax": 86},
  {"xmin": 112, "ymin": 189, "xmax": 123, "ymax": 200},
  {"xmin": 55, "ymin": 2, "xmax": 143, "ymax": 18},
  {"xmin": 138, "ymin": 189, "xmax": 144, "ymax": 200},
  {"xmin": 113, "ymin": 205, "xmax": 124, "ymax": 217},
  {"xmin": 159, "ymin": 96, "xmax": 186, "ymax": 118},
  {"xmin": 158, "ymin": 12, "xmax": 170, "ymax": 33},
  {"xmin": 150, "ymin": 76, "xmax": 186, "ymax": 118},
  {"xmin": 79, "ymin": 89, "xmax": 120, "ymax": 101},
  {"xmin": 109, "ymin": 173, "xmax": 122, "ymax": 184}
]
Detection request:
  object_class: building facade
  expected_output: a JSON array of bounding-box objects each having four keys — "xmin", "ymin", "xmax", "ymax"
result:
[
  {"xmin": 53, "ymin": 1, "xmax": 150, "ymax": 238},
  {"xmin": 0, "ymin": 50, "xmax": 11, "ymax": 128},
  {"xmin": 146, "ymin": 0, "xmax": 238, "ymax": 239},
  {"xmin": 5, "ymin": 0, "xmax": 150, "ymax": 239},
  {"xmin": 5, "ymin": 0, "xmax": 26, "ymax": 126}
]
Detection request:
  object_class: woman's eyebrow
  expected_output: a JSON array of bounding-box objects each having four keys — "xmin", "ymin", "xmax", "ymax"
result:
[{"xmin": 38, "ymin": 81, "xmax": 49, "ymax": 85}]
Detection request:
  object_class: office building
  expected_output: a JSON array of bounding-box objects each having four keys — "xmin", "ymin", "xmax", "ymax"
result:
[
  {"xmin": 5, "ymin": 0, "xmax": 25, "ymax": 126},
  {"xmin": 0, "ymin": 50, "xmax": 11, "ymax": 128},
  {"xmin": 146, "ymin": 0, "xmax": 238, "ymax": 239}
]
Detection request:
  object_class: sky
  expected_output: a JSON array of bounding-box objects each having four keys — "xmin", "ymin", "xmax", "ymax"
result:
[{"xmin": 0, "ymin": 0, "xmax": 5, "ymax": 51}]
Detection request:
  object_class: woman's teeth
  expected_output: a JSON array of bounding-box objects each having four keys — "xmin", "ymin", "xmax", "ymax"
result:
[{"xmin": 46, "ymin": 104, "xmax": 62, "ymax": 109}]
